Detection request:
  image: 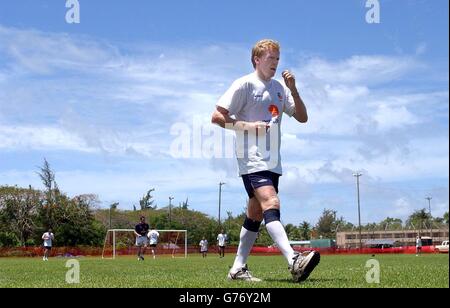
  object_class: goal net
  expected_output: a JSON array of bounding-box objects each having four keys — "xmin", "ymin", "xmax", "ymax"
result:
[{"xmin": 102, "ymin": 229, "xmax": 187, "ymax": 259}]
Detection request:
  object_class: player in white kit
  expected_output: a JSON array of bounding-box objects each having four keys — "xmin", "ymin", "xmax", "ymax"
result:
[
  {"xmin": 199, "ymin": 237, "xmax": 208, "ymax": 258},
  {"xmin": 147, "ymin": 227, "xmax": 160, "ymax": 259},
  {"xmin": 212, "ymin": 39, "xmax": 320, "ymax": 283},
  {"xmin": 42, "ymin": 228, "xmax": 54, "ymax": 261}
]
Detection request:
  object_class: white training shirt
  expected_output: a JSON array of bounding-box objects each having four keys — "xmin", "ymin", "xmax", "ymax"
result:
[
  {"xmin": 217, "ymin": 72, "xmax": 296, "ymax": 175},
  {"xmin": 199, "ymin": 240, "xmax": 208, "ymax": 252},
  {"xmin": 217, "ymin": 233, "xmax": 227, "ymax": 247},
  {"xmin": 416, "ymin": 238, "xmax": 422, "ymax": 247},
  {"xmin": 42, "ymin": 232, "xmax": 54, "ymax": 247},
  {"xmin": 148, "ymin": 230, "xmax": 160, "ymax": 245}
]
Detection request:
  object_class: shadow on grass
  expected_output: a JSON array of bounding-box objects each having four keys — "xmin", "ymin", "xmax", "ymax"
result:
[{"xmin": 263, "ymin": 277, "xmax": 351, "ymax": 284}]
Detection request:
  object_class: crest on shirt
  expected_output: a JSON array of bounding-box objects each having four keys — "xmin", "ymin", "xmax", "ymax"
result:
[{"xmin": 277, "ymin": 92, "xmax": 283, "ymax": 101}]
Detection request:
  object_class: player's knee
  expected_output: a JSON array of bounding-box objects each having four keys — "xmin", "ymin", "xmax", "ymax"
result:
[
  {"xmin": 247, "ymin": 198, "xmax": 263, "ymax": 221},
  {"xmin": 247, "ymin": 210, "xmax": 263, "ymax": 222},
  {"xmin": 262, "ymin": 196, "xmax": 280, "ymax": 211},
  {"xmin": 255, "ymin": 213, "xmax": 264, "ymax": 222}
]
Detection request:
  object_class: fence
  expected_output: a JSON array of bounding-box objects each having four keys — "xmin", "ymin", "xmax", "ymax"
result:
[{"xmin": 0, "ymin": 244, "xmax": 442, "ymax": 257}]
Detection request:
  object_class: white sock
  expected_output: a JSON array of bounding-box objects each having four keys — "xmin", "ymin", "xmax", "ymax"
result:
[
  {"xmin": 266, "ymin": 221, "xmax": 296, "ymax": 266},
  {"xmin": 231, "ymin": 227, "xmax": 258, "ymax": 272}
]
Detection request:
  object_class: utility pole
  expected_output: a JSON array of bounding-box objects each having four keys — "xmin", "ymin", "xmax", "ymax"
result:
[
  {"xmin": 218, "ymin": 182, "xmax": 226, "ymax": 226},
  {"xmin": 169, "ymin": 196, "xmax": 174, "ymax": 227},
  {"xmin": 426, "ymin": 196, "xmax": 432, "ymax": 239},
  {"xmin": 353, "ymin": 172, "xmax": 363, "ymax": 250}
]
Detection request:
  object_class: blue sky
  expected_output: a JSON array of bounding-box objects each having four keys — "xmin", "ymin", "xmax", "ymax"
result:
[{"xmin": 0, "ymin": 0, "xmax": 448, "ymax": 226}]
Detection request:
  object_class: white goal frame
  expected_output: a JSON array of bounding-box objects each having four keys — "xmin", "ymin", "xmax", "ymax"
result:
[{"xmin": 102, "ymin": 229, "xmax": 188, "ymax": 259}]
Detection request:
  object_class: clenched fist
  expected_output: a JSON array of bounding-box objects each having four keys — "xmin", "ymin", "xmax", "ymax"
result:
[{"xmin": 282, "ymin": 70, "xmax": 297, "ymax": 92}]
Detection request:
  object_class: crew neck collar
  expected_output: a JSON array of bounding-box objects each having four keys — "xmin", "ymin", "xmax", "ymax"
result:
[{"xmin": 254, "ymin": 72, "xmax": 273, "ymax": 86}]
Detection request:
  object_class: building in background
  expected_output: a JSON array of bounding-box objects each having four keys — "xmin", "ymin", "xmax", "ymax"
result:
[{"xmin": 336, "ymin": 229, "xmax": 449, "ymax": 249}]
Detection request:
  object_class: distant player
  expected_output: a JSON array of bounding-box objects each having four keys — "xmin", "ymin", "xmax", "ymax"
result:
[
  {"xmin": 134, "ymin": 216, "xmax": 149, "ymax": 261},
  {"xmin": 199, "ymin": 237, "xmax": 208, "ymax": 258},
  {"xmin": 217, "ymin": 229, "xmax": 227, "ymax": 258},
  {"xmin": 416, "ymin": 235, "xmax": 422, "ymax": 256},
  {"xmin": 41, "ymin": 228, "xmax": 54, "ymax": 261},
  {"xmin": 147, "ymin": 227, "xmax": 160, "ymax": 259}
]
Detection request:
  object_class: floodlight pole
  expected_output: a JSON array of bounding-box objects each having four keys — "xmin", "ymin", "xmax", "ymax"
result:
[
  {"xmin": 426, "ymin": 196, "xmax": 432, "ymax": 239},
  {"xmin": 353, "ymin": 172, "xmax": 363, "ymax": 250},
  {"xmin": 219, "ymin": 182, "xmax": 226, "ymax": 226},
  {"xmin": 169, "ymin": 197, "xmax": 174, "ymax": 228}
]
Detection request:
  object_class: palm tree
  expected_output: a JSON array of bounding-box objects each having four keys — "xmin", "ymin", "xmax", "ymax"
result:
[
  {"xmin": 407, "ymin": 209, "xmax": 431, "ymax": 236},
  {"xmin": 299, "ymin": 221, "xmax": 311, "ymax": 240}
]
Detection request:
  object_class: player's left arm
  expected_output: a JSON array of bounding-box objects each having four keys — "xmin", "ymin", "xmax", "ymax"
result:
[{"xmin": 282, "ymin": 70, "xmax": 308, "ymax": 123}]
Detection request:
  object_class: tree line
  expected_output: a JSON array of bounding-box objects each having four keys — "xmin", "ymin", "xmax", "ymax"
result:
[
  {"xmin": 0, "ymin": 160, "xmax": 105, "ymax": 247},
  {"xmin": 1, "ymin": 160, "xmax": 448, "ymax": 248}
]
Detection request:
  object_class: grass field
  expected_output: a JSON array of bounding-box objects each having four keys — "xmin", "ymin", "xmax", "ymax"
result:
[{"xmin": 0, "ymin": 254, "xmax": 448, "ymax": 288}]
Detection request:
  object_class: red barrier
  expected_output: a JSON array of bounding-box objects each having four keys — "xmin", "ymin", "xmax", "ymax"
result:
[
  {"xmin": 0, "ymin": 245, "xmax": 440, "ymax": 257},
  {"xmin": 251, "ymin": 245, "xmax": 438, "ymax": 255},
  {"xmin": 0, "ymin": 246, "xmax": 103, "ymax": 257},
  {"xmin": 0, "ymin": 246, "xmax": 235, "ymax": 257}
]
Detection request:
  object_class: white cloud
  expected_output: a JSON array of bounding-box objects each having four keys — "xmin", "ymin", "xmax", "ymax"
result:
[
  {"xmin": 280, "ymin": 53, "xmax": 447, "ymax": 182},
  {"xmin": 0, "ymin": 125, "xmax": 91, "ymax": 152},
  {"xmin": 299, "ymin": 55, "xmax": 421, "ymax": 86},
  {"xmin": 0, "ymin": 25, "xmax": 120, "ymax": 75},
  {"xmin": 373, "ymin": 104, "xmax": 419, "ymax": 131}
]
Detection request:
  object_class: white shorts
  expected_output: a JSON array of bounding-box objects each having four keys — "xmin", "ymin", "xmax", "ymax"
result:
[{"xmin": 136, "ymin": 236, "xmax": 148, "ymax": 247}]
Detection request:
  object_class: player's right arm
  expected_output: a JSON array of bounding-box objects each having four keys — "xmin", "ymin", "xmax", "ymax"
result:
[
  {"xmin": 134, "ymin": 226, "xmax": 140, "ymax": 237},
  {"xmin": 212, "ymin": 79, "xmax": 268, "ymax": 132},
  {"xmin": 211, "ymin": 106, "xmax": 268, "ymax": 131}
]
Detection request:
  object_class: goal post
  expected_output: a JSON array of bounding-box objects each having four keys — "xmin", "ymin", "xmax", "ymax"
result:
[{"xmin": 102, "ymin": 229, "xmax": 188, "ymax": 259}]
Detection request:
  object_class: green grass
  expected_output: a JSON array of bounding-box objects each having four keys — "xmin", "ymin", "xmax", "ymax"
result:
[{"xmin": 0, "ymin": 254, "xmax": 448, "ymax": 288}]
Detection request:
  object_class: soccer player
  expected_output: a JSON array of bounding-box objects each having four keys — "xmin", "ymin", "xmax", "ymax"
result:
[
  {"xmin": 147, "ymin": 227, "xmax": 160, "ymax": 259},
  {"xmin": 211, "ymin": 39, "xmax": 320, "ymax": 282},
  {"xmin": 134, "ymin": 216, "xmax": 149, "ymax": 261},
  {"xmin": 41, "ymin": 228, "xmax": 54, "ymax": 261},
  {"xmin": 416, "ymin": 235, "xmax": 422, "ymax": 256},
  {"xmin": 199, "ymin": 237, "xmax": 208, "ymax": 258},
  {"xmin": 217, "ymin": 229, "xmax": 227, "ymax": 258}
]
